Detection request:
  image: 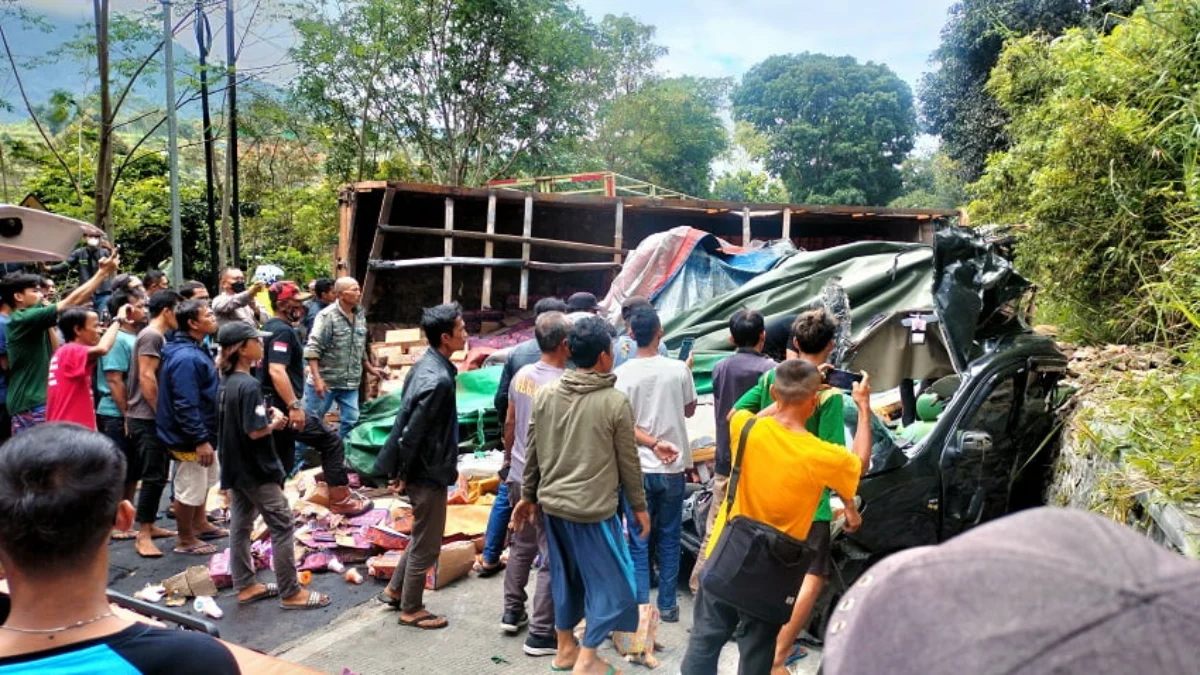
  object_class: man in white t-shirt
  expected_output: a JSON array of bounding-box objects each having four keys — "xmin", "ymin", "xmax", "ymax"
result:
[{"xmin": 614, "ymin": 306, "xmax": 697, "ymax": 623}]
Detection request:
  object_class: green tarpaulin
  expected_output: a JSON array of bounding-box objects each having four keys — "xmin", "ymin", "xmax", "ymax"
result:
[{"xmin": 344, "ymin": 241, "xmax": 936, "ymax": 475}]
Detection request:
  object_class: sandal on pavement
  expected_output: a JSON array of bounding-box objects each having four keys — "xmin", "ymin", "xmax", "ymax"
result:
[
  {"xmin": 197, "ymin": 528, "xmax": 229, "ymax": 541},
  {"xmin": 111, "ymin": 529, "xmax": 138, "ymax": 540},
  {"xmin": 398, "ymin": 612, "xmax": 448, "ymax": 630},
  {"xmin": 238, "ymin": 583, "xmax": 280, "ymax": 605},
  {"xmin": 281, "ymin": 591, "xmax": 331, "ymax": 611},
  {"xmin": 786, "ymin": 643, "xmax": 808, "ymax": 665},
  {"xmin": 173, "ymin": 542, "xmax": 218, "ymax": 556},
  {"xmin": 375, "ymin": 591, "xmax": 401, "ymax": 609},
  {"xmin": 473, "ymin": 560, "xmax": 505, "ymax": 578}
]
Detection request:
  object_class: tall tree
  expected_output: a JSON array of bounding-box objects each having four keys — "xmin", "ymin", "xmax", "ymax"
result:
[
  {"xmin": 591, "ymin": 76, "xmax": 728, "ymax": 196},
  {"xmin": 291, "ymin": 0, "xmax": 610, "ymax": 187},
  {"xmin": 732, "ymin": 53, "xmax": 916, "ymax": 206},
  {"xmin": 919, "ymin": 0, "xmax": 1142, "ymax": 184}
]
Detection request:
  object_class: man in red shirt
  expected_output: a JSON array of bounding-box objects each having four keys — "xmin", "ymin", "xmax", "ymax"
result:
[{"xmin": 47, "ymin": 305, "xmax": 131, "ymax": 430}]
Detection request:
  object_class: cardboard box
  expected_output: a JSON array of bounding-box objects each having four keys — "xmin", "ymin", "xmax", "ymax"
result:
[
  {"xmin": 385, "ymin": 328, "xmax": 423, "ymax": 347},
  {"xmin": 387, "ymin": 352, "xmax": 416, "ymax": 367},
  {"xmin": 424, "ymin": 541, "xmax": 476, "ymax": 590},
  {"xmin": 365, "ymin": 524, "xmax": 409, "ymax": 550},
  {"xmin": 162, "ymin": 565, "xmax": 219, "ymax": 598},
  {"xmin": 371, "ymin": 344, "xmax": 406, "ymax": 361},
  {"xmin": 366, "ymin": 550, "xmax": 404, "ymax": 579},
  {"xmin": 407, "ymin": 345, "xmax": 429, "ymax": 360},
  {"xmin": 450, "ymin": 350, "xmax": 468, "ymax": 362}
]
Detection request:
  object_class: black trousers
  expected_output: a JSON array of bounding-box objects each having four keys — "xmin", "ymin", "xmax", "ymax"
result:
[
  {"xmin": 130, "ymin": 417, "xmax": 170, "ymax": 525},
  {"xmin": 270, "ymin": 402, "xmax": 348, "ymax": 486},
  {"xmin": 681, "ymin": 586, "xmax": 782, "ymax": 675}
]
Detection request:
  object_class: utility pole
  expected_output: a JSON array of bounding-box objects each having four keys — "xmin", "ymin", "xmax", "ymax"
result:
[
  {"xmin": 226, "ymin": 0, "xmax": 241, "ymax": 268},
  {"xmin": 162, "ymin": 0, "xmax": 183, "ymax": 286},
  {"xmin": 195, "ymin": 1, "xmax": 218, "ymax": 288}
]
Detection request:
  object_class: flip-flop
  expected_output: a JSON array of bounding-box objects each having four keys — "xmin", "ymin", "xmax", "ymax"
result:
[
  {"xmin": 150, "ymin": 529, "xmax": 177, "ymax": 540},
  {"xmin": 398, "ymin": 612, "xmax": 448, "ymax": 630},
  {"xmin": 281, "ymin": 591, "xmax": 331, "ymax": 611},
  {"xmin": 550, "ymin": 665, "xmax": 575, "ymax": 673},
  {"xmin": 786, "ymin": 643, "xmax": 808, "ymax": 665},
  {"xmin": 111, "ymin": 530, "xmax": 138, "ymax": 540},
  {"xmin": 375, "ymin": 591, "xmax": 401, "ymax": 609},
  {"xmin": 173, "ymin": 542, "xmax": 218, "ymax": 556},
  {"xmin": 238, "ymin": 582, "xmax": 280, "ymax": 605},
  {"xmin": 197, "ymin": 528, "xmax": 229, "ymax": 541},
  {"xmin": 474, "ymin": 560, "xmax": 505, "ymax": 578}
]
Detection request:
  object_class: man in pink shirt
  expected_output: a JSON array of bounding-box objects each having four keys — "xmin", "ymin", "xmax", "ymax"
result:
[{"xmin": 47, "ymin": 305, "xmax": 131, "ymax": 430}]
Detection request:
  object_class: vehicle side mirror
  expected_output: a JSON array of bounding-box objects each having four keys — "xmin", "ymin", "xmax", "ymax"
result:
[{"xmin": 960, "ymin": 431, "xmax": 993, "ymax": 453}]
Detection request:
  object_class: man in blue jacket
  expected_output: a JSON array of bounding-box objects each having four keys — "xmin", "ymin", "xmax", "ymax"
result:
[{"xmin": 157, "ymin": 299, "xmax": 225, "ymax": 556}]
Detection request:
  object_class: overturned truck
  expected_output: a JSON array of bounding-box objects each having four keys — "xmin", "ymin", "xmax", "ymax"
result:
[{"xmin": 335, "ymin": 181, "xmax": 955, "ymax": 325}]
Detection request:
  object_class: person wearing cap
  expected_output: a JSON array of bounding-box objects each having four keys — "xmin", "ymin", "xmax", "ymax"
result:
[
  {"xmin": 565, "ymin": 291, "xmax": 601, "ymax": 324},
  {"xmin": 304, "ymin": 277, "xmax": 385, "ymax": 438},
  {"xmin": 823, "ymin": 507, "xmax": 1200, "ymax": 675},
  {"xmin": 216, "ymin": 320, "xmax": 332, "ymax": 611},
  {"xmin": 262, "ymin": 281, "xmax": 370, "ymax": 515},
  {"xmin": 611, "ymin": 296, "xmax": 668, "ymax": 370},
  {"xmin": 681, "ymin": 359, "xmax": 869, "ymax": 675},
  {"xmin": 156, "ymin": 299, "xmax": 227, "ymax": 557},
  {"xmin": 212, "ymin": 267, "xmax": 268, "ymax": 329}
]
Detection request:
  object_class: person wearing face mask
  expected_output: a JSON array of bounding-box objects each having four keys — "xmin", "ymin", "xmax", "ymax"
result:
[
  {"xmin": 260, "ymin": 281, "xmax": 371, "ymax": 515},
  {"xmin": 46, "ymin": 235, "xmax": 115, "ymax": 314},
  {"xmin": 212, "ymin": 267, "xmax": 267, "ymax": 330}
]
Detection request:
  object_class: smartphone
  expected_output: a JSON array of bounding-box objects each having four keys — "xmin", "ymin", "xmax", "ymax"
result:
[
  {"xmin": 825, "ymin": 368, "xmax": 864, "ymax": 391},
  {"xmin": 678, "ymin": 338, "xmax": 695, "ymax": 362}
]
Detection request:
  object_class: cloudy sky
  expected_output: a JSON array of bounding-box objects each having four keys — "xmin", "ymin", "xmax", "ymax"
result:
[{"xmin": 23, "ymin": 0, "xmax": 954, "ymax": 90}]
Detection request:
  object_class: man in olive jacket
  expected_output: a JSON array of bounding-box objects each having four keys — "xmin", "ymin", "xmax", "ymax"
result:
[
  {"xmin": 511, "ymin": 316, "xmax": 649, "ymax": 674},
  {"xmin": 374, "ymin": 302, "xmax": 466, "ymax": 631}
]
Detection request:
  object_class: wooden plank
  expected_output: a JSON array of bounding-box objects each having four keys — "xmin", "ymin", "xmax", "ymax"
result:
[
  {"xmin": 360, "ymin": 187, "xmax": 396, "ymax": 312},
  {"xmin": 335, "ymin": 186, "xmax": 354, "ymax": 277},
  {"xmin": 443, "ymin": 198, "xmax": 453, "ymax": 304},
  {"xmin": 481, "ymin": 192, "xmax": 496, "ymax": 309},
  {"xmin": 368, "ymin": 257, "xmax": 620, "ymax": 273},
  {"xmin": 782, "ymin": 206, "xmax": 791, "ymax": 242},
  {"xmin": 742, "ymin": 206, "xmax": 751, "ymax": 246},
  {"xmin": 376, "ymin": 225, "xmax": 628, "ymax": 255},
  {"xmin": 613, "ymin": 200, "xmax": 624, "ymax": 265},
  {"xmin": 519, "ymin": 194, "xmax": 532, "ymax": 310}
]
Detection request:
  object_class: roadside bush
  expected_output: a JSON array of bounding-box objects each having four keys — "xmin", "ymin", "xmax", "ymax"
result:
[{"xmin": 970, "ymin": 0, "xmax": 1200, "ymax": 345}]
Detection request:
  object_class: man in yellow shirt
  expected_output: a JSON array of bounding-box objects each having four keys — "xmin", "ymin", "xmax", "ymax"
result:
[{"xmin": 682, "ymin": 359, "xmax": 871, "ymax": 675}]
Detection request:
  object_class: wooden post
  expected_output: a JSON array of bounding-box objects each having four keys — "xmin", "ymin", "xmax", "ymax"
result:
[
  {"xmin": 443, "ymin": 198, "xmax": 454, "ymax": 304},
  {"xmin": 613, "ymin": 200, "xmax": 624, "ymax": 265},
  {"xmin": 782, "ymin": 206, "xmax": 792, "ymax": 243},
  {"xmin": 360, "ymin": 187, "xmax": 395, "ymax": 313},
  {"xmin": 742, "ymin": 206, "xmax": 751, "ymax": 246},
  {"xmin": 481, "ymin": 192, "xmax": 496, "ymax": 308},
  {"xmin": 519, "ymin": 194, "xmax": 532, "ymax": 309}
]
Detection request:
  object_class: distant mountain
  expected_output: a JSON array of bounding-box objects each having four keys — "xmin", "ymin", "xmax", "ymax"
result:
[{"xmin": 0, "ymin": 10, "xmax": 279, "ymax": 124}]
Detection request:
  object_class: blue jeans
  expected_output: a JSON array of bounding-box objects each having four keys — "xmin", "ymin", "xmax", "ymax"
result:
[
  {"xmin": 303, "ymin": 383, "xmax": 360, "ymax": 438},
  {"xmin": 624, "ymin": 472, "xmax": 685, "ymax": 611},
  {"xmin": 481, "ymin": 480, "xmax": 513, "ymax": 565}
]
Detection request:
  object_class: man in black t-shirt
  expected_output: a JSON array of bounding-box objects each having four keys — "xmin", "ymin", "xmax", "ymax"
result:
[
  {"xmin": 261, "ymin": 282, "xmax": 370, "ymax": 516},
  {"xmin": 763, "ymin": 312, "xmax": 799, "ymax": 362},
  {"xmin": 217, "ymin": 322, "xmax": 330, "ymax": 611},
  {"xmin": 0, "ymin": 424, "xmax": 238, "ymax": 673}
]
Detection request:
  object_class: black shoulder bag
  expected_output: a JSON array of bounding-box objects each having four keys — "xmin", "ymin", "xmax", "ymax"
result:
[{"xmin": 700, "ymin": 418, "xmax": 813, "ymax": 625}]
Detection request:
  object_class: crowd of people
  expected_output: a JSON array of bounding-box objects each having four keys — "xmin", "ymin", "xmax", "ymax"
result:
[
  {"xmin": 0, "ymin": 238, "xmax": 389, "ymax": 671},
  {"xmin": 374, "ymin": 290, "xmax": 872, "ymax": 675}
]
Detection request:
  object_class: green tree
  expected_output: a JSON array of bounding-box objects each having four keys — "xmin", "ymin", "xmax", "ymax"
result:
[
  {"xmin": 711, "ymin": 170, "xmax": 789, "ymax": 203},
  {"xmin": 889, "ymin": 150, "xmax": 968, "ymax": 209},
  {"xmin": 591, "ymin": 76, "xmax": 728, "ymax": 196},
  {"xmin": 732, "ymin": 53, "xmax": 916, "ymax": 206},
  {"xmin": 291, "ymin": 0, "xmax": 610, "ymax": 187},
  {"xmin": 919, "ymin": 0, "xmax": 1142, "ymax": 184}
]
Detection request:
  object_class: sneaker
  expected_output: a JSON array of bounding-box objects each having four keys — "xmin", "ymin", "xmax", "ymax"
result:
[
  {"xmin": 500, "ymin": 609, "xmax": 528, "ymax": 634},
  {"xmin": 660, "ymin": 606, "xmax": 680, "ymax": 623},
  {"xmin": 523, "ymin": 632, "xmax": 557, "ymax": 657}
]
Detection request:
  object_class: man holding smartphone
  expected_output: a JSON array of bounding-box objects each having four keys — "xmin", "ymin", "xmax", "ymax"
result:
[{"xmin": 614, "ymin": 305, "xmax": 697, "ymax": 623}]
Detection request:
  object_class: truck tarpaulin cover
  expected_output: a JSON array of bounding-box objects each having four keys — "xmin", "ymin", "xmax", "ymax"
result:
[
  {"xmin": 661, "ymin": 240, "xmax": 936, "ymax": 353},
  {"xmin": 600, "ymin": 226, "xmax": 794, "ymax": 325}
]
